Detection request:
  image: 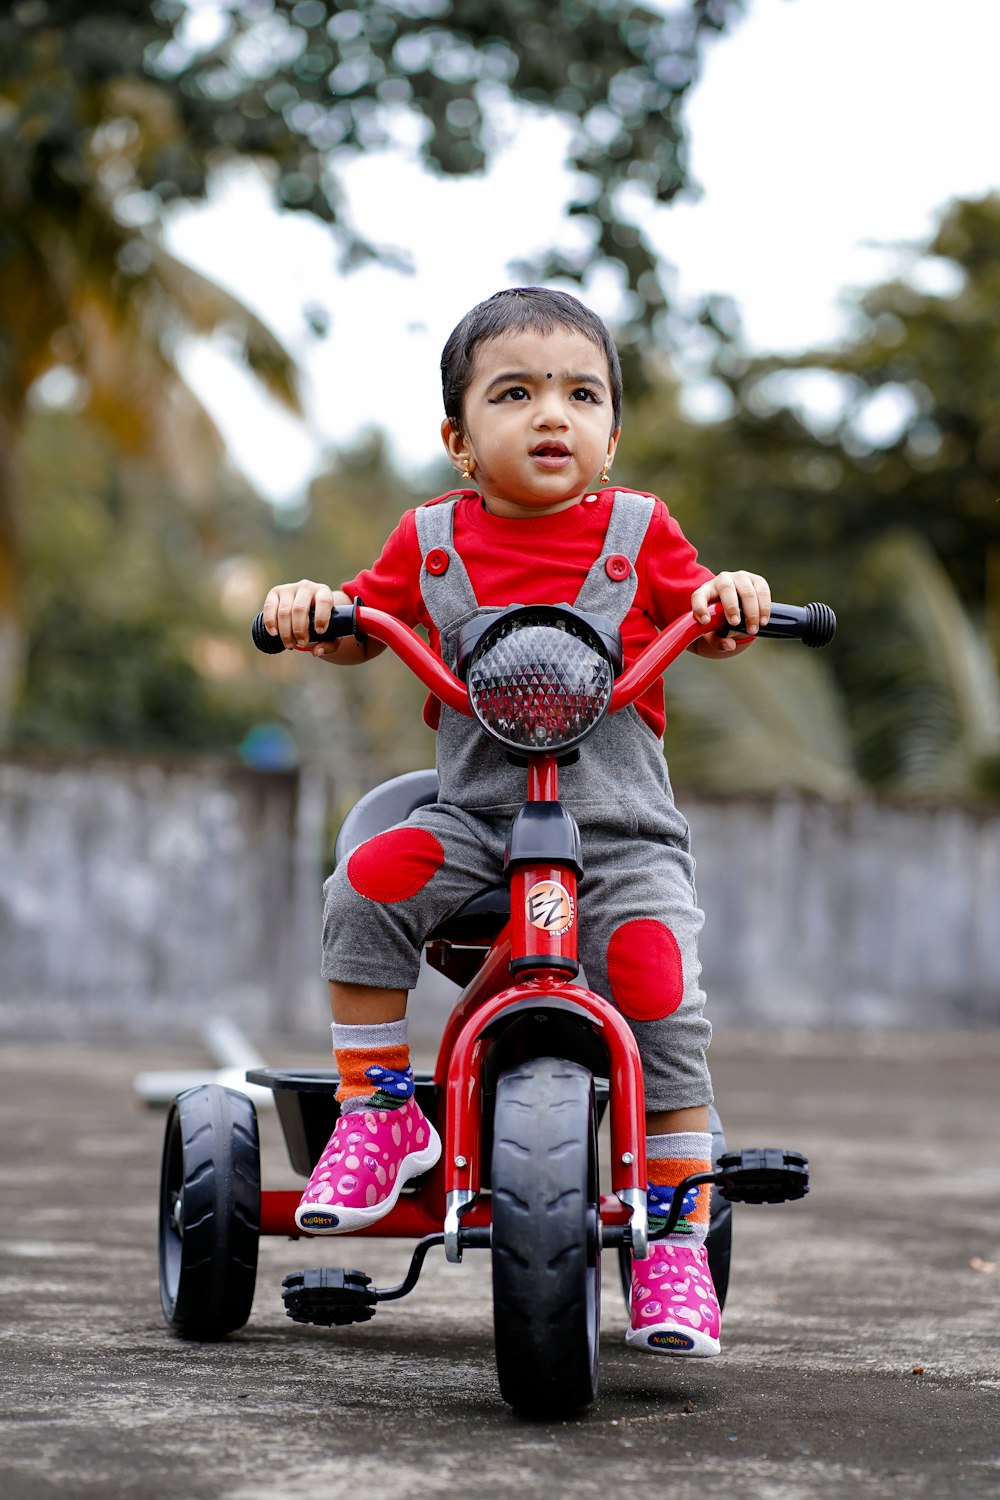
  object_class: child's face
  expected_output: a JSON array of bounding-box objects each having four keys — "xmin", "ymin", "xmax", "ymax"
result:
[{"xmin": 440, "ymin": 325, "xmax": 619, "ymax": 519}]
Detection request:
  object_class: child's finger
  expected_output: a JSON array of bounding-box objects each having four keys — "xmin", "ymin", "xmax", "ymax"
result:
[
  {"xmin": 691, "ymin": 582, "xmax": 717, "ymax": 624},
  {"xmin": 291, "ymin": 582, "xmax": 318, "ymax": 645},
  {"xmin": 274, "ymin": 594, "xmax": 296, "ymax": 647},
  {"xmin": 262, "ymin": 589, "xmax": 281, "ymax": 637},
  {"xmin": 755, "ymin": 575, "xmax": 772, "ymax": 629},
  {"xmin": 734, "ymin": 571, "xmax": 761, "ymax": 634},
  {"xmin": 312, "ymin": 584, "xmax": 335, "ymax": 636},
  {"xmin": 713, "ymin": 571, "xmax": 744, "ymax": 627},
  {"xmin": 274, "ymin": 590, "xmax": 300, "ymax": 648}
]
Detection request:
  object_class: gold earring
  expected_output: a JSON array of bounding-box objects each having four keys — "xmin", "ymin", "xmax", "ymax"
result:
[
  {"xmin": 600, "ymin": 462, "xmax": 611, "ymax": 484},
  {"xmin": 461, "ymin": 460, "xmax": 473, "ymax": 481}
]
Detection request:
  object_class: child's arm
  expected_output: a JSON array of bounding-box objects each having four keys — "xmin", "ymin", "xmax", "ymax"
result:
[
  {"xmin": 688, "ymin": 570, "xmax": 771, "ymax": 659},
  {"xmin": 261, "ymin": 581, "xmax": 386, "ymax": 665}
]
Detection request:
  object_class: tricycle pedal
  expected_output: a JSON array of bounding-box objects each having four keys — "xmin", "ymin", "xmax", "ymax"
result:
[
  {"xmin": 716, "ymin": 1148, "xmax": 809, "ymax": 1204},
  {"xmin": 281, "ymin": 1268, "xmax": 377, "ymax": 1326}
]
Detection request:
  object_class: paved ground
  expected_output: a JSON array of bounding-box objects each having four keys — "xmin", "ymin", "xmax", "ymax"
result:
[{"xmin": 1, "ymin": 1032, "xmax": 998, "ymax": 1500}]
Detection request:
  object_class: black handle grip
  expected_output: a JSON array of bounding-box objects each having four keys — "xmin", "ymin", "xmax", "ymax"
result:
[
  {"xmin": 251, "ymin": 604, "xmax": 358, "ymax": 655},
  {"xmin": 723, "ymin": 601, "xmax": 836, "ymax": 648}
]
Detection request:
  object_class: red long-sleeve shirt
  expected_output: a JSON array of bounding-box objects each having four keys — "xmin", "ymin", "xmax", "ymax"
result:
[{"xmin": 341, "ymin": 487, "xmax": 713, "ymax": 738}]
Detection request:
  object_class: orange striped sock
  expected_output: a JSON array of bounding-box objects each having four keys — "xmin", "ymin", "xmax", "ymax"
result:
[
  {"xmin": 647, "ymin": 1131, "xmax": 713, "ymax": 1247},
  {"xmin": 331, "ymin": 1020, "xmax": 411, "ymax": 1112}
]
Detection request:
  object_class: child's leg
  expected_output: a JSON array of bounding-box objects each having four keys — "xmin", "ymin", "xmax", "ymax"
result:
[
  {"xmin": 576, "ymin": 825, "xmax": 720, "ymax": 1355},
  {"xmin": 627, "ymin": 1124, "xmax": 721, "ymax": 1357},
  {"xmin": 576, "ymin": 824, "xmax": 713, "ymax": 1126},
  {"xmin": 296, "ymin": 806, "xmax": 506, "ymax": 1235},
  {"xmin": 329, "ymin": 982, "xmax": 407, "ymax": 1024},
  {"xmin": 646, "ymin": 1104, "xmax": 709, "ymax": 1135}
]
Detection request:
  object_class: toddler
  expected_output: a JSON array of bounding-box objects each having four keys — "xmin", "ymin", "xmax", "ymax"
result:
[{"xmin": 262, "ymin": 286, "xmax": 771, "ymax": 1358}]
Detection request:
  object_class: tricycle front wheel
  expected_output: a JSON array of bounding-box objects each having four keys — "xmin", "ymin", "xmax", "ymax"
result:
[
  {"xmin": 490, "ymin": 1057, "xmax": 600, "ymax": 1418},
  {"xmin": 158, "ymin": 1084, "xmax": 260, "ymax": 1339}
]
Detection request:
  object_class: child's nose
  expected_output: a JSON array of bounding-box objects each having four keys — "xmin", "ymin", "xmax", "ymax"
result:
[{"xmin": 533, "ymin": 393, "xmax": 569, "ymax": 427}]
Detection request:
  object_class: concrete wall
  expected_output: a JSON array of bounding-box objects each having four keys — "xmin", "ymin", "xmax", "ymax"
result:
[
  {"xmin": 1, "ymin": 755, "xmax": 997, "ymax": 1036},
  {"xmin": 686, "ymin": 796, "xmax": 1000, "ymax": 1028},
  {"xmin": 0, "ymin": 755, "xmax": 328, "ymax": 1038}
]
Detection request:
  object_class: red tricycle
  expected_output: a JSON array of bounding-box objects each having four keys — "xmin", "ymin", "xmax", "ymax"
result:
[{"xmin": 158, "ymin": 596, "xmax": 832, "ymax": 1417}]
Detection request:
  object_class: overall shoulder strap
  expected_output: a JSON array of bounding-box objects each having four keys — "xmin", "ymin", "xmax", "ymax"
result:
[
  {"xmin": 414, "ymin": 497, "xmax": 479, "ymax": 632},
  {"xmin": 573, "ymin": 490, "xmax": 656, "ymax": 627}
]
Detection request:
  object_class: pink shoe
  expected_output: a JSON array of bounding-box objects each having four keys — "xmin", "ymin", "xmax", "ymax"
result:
[
  {"xmin": 294, "ymin": 1097, "xmax": 441, "ymax": 1235},
  {"xmin": 625, "ymin": 1242, "xmax": 721, "ymax": 1357}
]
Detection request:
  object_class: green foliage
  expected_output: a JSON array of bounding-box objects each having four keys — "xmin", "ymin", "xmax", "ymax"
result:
[
  {"xmin": 0, "ymin": 0, "xmax": 743, "ymax": 340},
  {"xmin": 5, "ymin": 4, "xmax": 996, "ymax": 801},
  {"xmin": 698, "ymin": 196, "xmax": 1000, "ymax": 621},
  {"xmin": 12, "ymin": 408, "xmax": 277, "ymax": 753},
  {"xmin": 845, "ymin": 530, "xmax": 1000, "ymax": 797},
  {"xmin": 617, "ymin": 196, "xmax": 1000, "ymax": 800},
  {"xmin": 0, "ymin": 0, "xmax": 743, "ymax": 742},
  {"xmin": 661, "ymin": 645, "xmax": 860, "ymax": 799},
  {"xmin": 14, "ymin": 611, "xmax": 257, "ymax": 753}
]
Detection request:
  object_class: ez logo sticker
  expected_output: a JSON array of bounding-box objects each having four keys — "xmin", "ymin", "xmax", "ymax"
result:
[{"xmin": 525, "ymin": 880, "xmax": 575, "ymax": 935}]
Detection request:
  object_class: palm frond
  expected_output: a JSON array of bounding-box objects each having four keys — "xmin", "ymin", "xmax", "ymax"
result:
[
  {"xmin": 849, "ymin": 529, "xmax": 1000, "ymax": 793},
  {"xmin": 665, "ymin": 644, "xmax": 860, "ymax": 797},
  {"xmin": 150, "ymin": 244, "xmax": 302, "ymax": 413}
]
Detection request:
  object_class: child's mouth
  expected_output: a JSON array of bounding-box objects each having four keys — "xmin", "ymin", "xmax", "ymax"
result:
[{"xmin": 530, "ymin": 444, "xmax": 571, "ymax": 468}]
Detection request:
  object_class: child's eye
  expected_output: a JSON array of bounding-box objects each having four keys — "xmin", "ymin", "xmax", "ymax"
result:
[
  {"xmin": 571, "ymin": 387, "xmax": 600, "ymax": 403},
  {"xmin": 491, "ymin": 385, "xmax": 529, "ymax": 403}
]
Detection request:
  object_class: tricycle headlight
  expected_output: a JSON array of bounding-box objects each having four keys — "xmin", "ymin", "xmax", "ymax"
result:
[{"xmin": 466, "ymin": 608, "xmax": 615, "ymax": 754}]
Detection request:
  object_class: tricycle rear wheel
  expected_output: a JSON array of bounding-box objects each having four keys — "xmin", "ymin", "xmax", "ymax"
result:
[
  {"xmin": 158, "ymin": 1084, "xmax": 260, "ymax": 1339},
  {"xmin": 491, "ymin": 1057, "xmax": 600, "ymax": 1418}
]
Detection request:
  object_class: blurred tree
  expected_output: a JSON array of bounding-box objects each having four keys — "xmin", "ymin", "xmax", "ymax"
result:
[
  {"xmin": 675, "ymin": 198, "xmax": 1000, "ymax": 617},
  {"xmin": 845, "ymin": 529, "xmax": 1000, "ymax": 796},
  {"xmin": 617, "ymin": 196, "xmax": 1000, "ymax": 798},
  {"xmin": 0, "ymin": 1, "xmax": 307, "ymax": 737},
  {"xmin": 13, "ymin": 405, "xmax": 281, "ymax": 753},
  {"xmin": 0, "ymin": 0, "xmax": 742, "ymax": 315},
  {"xmin": 0, "ymin": 0, "xmax": 745, "ymax": 746}
]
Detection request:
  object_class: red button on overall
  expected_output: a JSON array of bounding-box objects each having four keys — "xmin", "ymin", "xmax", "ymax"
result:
[
  {"xmin": 605, "ymin": 554, "xmax": 632, "ymax": 580},
  {"xmin": 426, "ymin": 548, "xmax": 450, "ymax": 576}
]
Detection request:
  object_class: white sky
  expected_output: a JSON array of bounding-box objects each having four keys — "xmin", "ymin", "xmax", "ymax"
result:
[{"xmin": 165, "ymin": 0, "xmax": 1000, "ymax": 502}]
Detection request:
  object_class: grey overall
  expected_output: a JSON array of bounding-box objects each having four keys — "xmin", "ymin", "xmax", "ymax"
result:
[{"xmin": 322, "ymin": 493, "xmax": 712, "ymax": 1111}]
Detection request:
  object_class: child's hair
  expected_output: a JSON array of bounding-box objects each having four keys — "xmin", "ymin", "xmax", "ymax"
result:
[{"xmin": 441, "ymin": 286, "xmax": 623, "ymax": 434}]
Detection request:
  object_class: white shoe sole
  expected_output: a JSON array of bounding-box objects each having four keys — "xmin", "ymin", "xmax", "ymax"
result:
[
  {"xmin": 625, "ymin": 1322, "xmax": 721, "ymax": 1357},
  {"xmin": 294, "ymin": 1123, "xmax": 442, "ymax": 1235}
]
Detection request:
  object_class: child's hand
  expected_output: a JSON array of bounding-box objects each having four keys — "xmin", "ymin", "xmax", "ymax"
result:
[
  {"xmin": 690, "ymin": 571, "xmax": 771, "ymax": 658},
  {"xmin": 260, "ymin": 582, "xmax": 379, "ymax": 665},
  {"xmin": 262, "ymin": 580, "xmax": 340, "ymax": 653}
]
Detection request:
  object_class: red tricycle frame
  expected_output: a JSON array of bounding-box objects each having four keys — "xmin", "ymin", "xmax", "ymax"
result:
[{"xmin": 257, "ymin": 599, "xmax": 731, "ymax": 1260}]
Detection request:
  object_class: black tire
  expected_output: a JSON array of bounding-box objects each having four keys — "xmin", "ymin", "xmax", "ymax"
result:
[
  {"xmin": 491, "ymin": 1057, "xmax": 601, "ymax": 1419},
  {"xmin": 158, "ymin": 1084, "xmax": 260, "ymax": 1339},
  {"xmin": 617, "ymin": 1106, "xmax": 733, "ymax": 1310}
]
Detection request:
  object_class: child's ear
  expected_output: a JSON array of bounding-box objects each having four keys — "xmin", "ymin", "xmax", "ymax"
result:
[
  {"xmin": 606, "ymin": 426, "xmax": 621, "ymax": 467},
  {"xmin": 441, "ymin": 417, "xmax": 468, "ymax": 472}
]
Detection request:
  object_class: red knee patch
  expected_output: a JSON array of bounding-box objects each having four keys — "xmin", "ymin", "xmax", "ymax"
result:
[
  {"xmin": 606, "ymin": 919, "xmax": 684, "ymax": 1021},
  {"xmin": 347, "ymin": 828, "xmax": 445, "ymax": 903}
]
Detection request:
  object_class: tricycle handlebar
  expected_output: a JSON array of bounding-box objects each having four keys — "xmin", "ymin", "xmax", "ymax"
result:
[
  {"xmin": 251, "ymin": 603, "xmax": 473, "ymax": 714},
  {"xmin": 607, "ymin": 599, "xmax": 836, "ymax": 710},
  {"xmin": 250, "ymin": 599, "xmax": 836, "ymax": 717}
]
